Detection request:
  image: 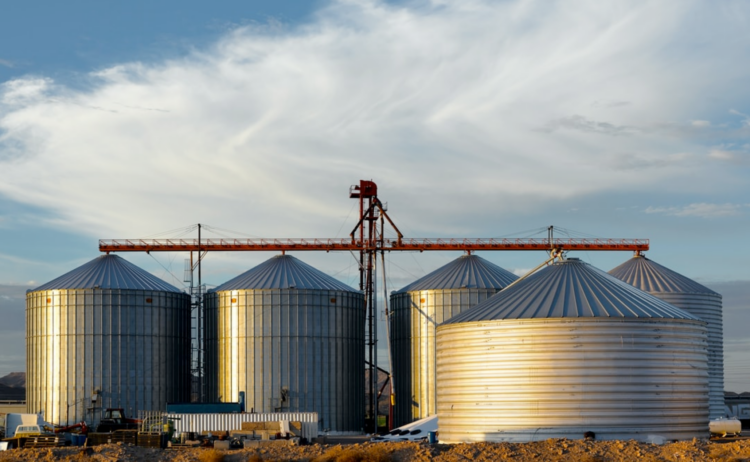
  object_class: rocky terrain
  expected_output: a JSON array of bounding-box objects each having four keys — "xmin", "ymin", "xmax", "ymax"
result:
[{"xmin": 1, "ymin": 437, "xmax": 749, "ymax": 462}]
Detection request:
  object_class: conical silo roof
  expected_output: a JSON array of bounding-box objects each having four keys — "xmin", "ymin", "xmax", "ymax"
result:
[
  {"xmin": 608, "ymin": 255, "xmax": 719, "ymax": 295},
  {"xmin": 32, "ymin": 254, "xmax": 182, "ymax": 292},
  {"xmin": 444, "ymin": 258, "xmax": 702, "ymax": 324},
  {"xmin": 213, "ymin": 254, "xmax": 359, "ymax": 292},
  {"xmin": 394, "ymin": 255, "xmax": 518, "ymax": 293}
]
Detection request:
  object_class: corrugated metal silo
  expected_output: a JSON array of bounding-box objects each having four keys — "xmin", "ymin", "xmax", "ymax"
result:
[
  {"xmin": 26, "ymin": 255, "xmax": 192, "ymax": 426},
  {"xmin": 389, "ymin": 254, "xmax": 518, "ymax": 427},
  {"xmin": 436, "ymin": 258, "xmax": 709, "ymax": 443},
  {"xmin": 205, "ymin": 255, "xmax": 364, "ymax": 433},
  {"xmin": 609, "ymin": 255, "xmax": 724, "ymax": 419}
]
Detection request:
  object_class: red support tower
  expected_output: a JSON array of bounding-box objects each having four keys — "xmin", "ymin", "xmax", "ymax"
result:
[{"xmin": 349, "ymin": 180, "xmax": 380, "ymax": 432}]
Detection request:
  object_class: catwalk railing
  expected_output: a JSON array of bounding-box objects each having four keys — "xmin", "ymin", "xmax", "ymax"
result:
[{"xmin": 100, "ymin": 237, "xmax": 649, "ymax": 253}]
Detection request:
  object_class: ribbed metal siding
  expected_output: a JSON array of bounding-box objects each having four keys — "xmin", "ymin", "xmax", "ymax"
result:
[
  {"xmin": 609, "ymin": 257, "xmax": 724, "ymax": 419},
  {"xmin": 389, "ymin": 288, "xmax": 499, "ymax": 427},
  {"xmin": 26, "ymin": 289, "xmax": 192, "ymax": 425},
  {"xmin": 138, "ymin": 411, "xmax": 319, "ymax": 439},
  {"xmin": 436, "ymin": 318, "xmax": 709, "ymax": 443},
  {"xmin": 205, "ymin": 289, "xmax": 364, "ymax": 433},
  {"xmin": 643, "ymin": 292, "xmax": 723, "ymax": 419}
]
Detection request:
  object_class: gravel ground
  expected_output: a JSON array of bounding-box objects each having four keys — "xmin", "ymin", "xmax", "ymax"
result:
[{"xmin": 1, "ymin": 437, "xmax": 750, "ymax": 462}]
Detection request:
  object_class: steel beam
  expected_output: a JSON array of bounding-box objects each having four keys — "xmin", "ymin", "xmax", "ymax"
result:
[{"xmin": 100, "ymin": 237, "xmax": 649, "ymax": 253}]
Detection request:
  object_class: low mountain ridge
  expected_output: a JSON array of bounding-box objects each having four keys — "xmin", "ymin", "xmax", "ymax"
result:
[{"xmin": 0, "ymin": 371, "xmax": 25, "ymax": 388}]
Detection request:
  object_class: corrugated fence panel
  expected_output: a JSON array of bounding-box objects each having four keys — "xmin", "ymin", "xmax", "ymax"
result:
[{"xmin": 138, "ymin": 411, "xmax": 319, "ymax": 439}]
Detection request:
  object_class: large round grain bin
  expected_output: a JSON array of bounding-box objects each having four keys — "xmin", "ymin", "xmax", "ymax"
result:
[
  {"xmin": 26, "ymin": 255, "xmax": 192, "ymax": 426},
  {"xmin": 205, "ymin": 255, "xmax": 364, "ymax": 433},
  {"xmin": 436, "ymin": 258, "xmax": 709, "ymax": 443},
  {"xmin": 390, "ymin": 254, "xmax": 517, "ymax": 427},
  {"xmin": 609, "ymin": 255, "xmax": 724, "ymax": 419}
]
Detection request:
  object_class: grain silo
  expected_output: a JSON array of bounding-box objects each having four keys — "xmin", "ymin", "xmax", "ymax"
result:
[
  {"xmin": 436, "ymin": 258, "xmax": 709, "ymax": 443},
  {"xmin": 389, "ymin": 254, "xmax": 517, "ymax": 427},
  {"xmin": 205, "ymin": 254, "xmax": 364, "ymax": 433},
  {"xmin": 609, "ymin": 254, "xmax": 724, "ymax": 420},
  {"xmin": 26, "ymin": 255, "xmax": 192, "ymax": 426}
]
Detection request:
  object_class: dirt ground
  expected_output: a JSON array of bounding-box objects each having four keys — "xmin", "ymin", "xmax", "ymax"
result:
[{"xmin": 1, "ymin": 437, "xmax": 750, "ymax": 462}]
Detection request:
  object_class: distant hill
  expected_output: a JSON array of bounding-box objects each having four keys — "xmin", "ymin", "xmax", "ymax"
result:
[{"xmin": 0, "ymin": 372, "xmax": 25, "ymax": 388}]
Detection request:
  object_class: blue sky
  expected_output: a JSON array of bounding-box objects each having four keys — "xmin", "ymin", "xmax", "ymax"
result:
[{"xmin": 0, "ymin": 0, "xmax": 748, "ymax": 392}]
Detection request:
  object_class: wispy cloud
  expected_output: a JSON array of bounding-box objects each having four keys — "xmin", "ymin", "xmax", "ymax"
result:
[
  {"xmin": 0, "ymin": 58, "xmax": 13, "ymax": 69},
  {"xmin": 541, "ymin": 115, "xmax": 636, "ymax": 136},
  {"xmin": 610, "ymin": 152, "xmax": 690, "ymax": 171},
  {"xmin": 708, "ymin": 144, "xmax": 749, "ymax": 164},
  {"xmin": 0, "ymin": 0, "xmax": 748, "ymax": 239},
  {"xmin": 710, "ymin": 149, "xmax": 738, "ymax": 161},
  {"xmin": 543, "ymin": 116, "xmax": 744, "ymax": 140},
  {"xmin": 591, "ymin": 100, "xmax": 631, "ymax": 108},
  {"xmin": 645, "ymin": 203, "xmax": 746, "ymax": 218},
  {"xmin": 730, "ymin": 108, "xmax": 750, "ymax": 127}
]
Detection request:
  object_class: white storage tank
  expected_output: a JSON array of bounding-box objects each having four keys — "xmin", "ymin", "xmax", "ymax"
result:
[
  {"xmin": 389, "ymin": 254, "xmax": 517, "ymax": 427},
  {"xmin": 609, "ymin": 255, "xmax": 724, "ymax": 419},
  {"xmin": 436, "ymin": 258, "xmax": 709, "ymax": 443},
  {"xmin": 26, "ymin": 255, "xmax": 192, "ymax": 426},
  {"xmin": 205, "ymin": 255, "xmax": 364, "ymax": 433}
]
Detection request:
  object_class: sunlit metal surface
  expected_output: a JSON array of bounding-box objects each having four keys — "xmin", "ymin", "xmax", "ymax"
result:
[
  {"xmin": 389, "ymin": 255, "xmax": 517, "ymax": 427},
  {"xmin": 26, "ymin": 256, "xmax": 191, "ymax": 426},
  {"xmin": 610, "ymin": 256, "xmax": 724, "ymax": 419},
  {"xmin": 436, "ymin": 259, "xmax": 709, "ymax": 443},
  {"xmin": 436, "ymin": 318, "xmax": 709, "ymax": 443},
  {"xmin": 205, "ymin": 255, "xmax": 365, "ymax": 432}
]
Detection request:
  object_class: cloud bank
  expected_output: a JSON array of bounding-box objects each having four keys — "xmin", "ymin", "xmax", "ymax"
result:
[{"xmin": 1, "ymin": 0, "xmax": 749, "ymax": 241}]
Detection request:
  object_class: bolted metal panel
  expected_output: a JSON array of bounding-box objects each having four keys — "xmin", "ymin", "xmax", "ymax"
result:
[
  {"xmin": 390, "ymin": 288, "xmax": 500, "ymax": 427},
  {"xmin": 389, "ymin": 255, "xmax": 518, "ymax": 427},
  {"xmin": 652, "ymin": 294, "xmax": 723, "ymax": 420},
  {"xmin": 205, "ymin": 288, "xmax": 365, "ymax": 432},
  {"xmin": 610, "ymin": 256, "xmax": 724, "ymax": 419},
  {"xmin": 26, "ymin": 288, "xmax": 192, "ymax": 426},
  {"xmin": 436, "ymin": 318, "xmax": 709, "ymax": 443}
]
